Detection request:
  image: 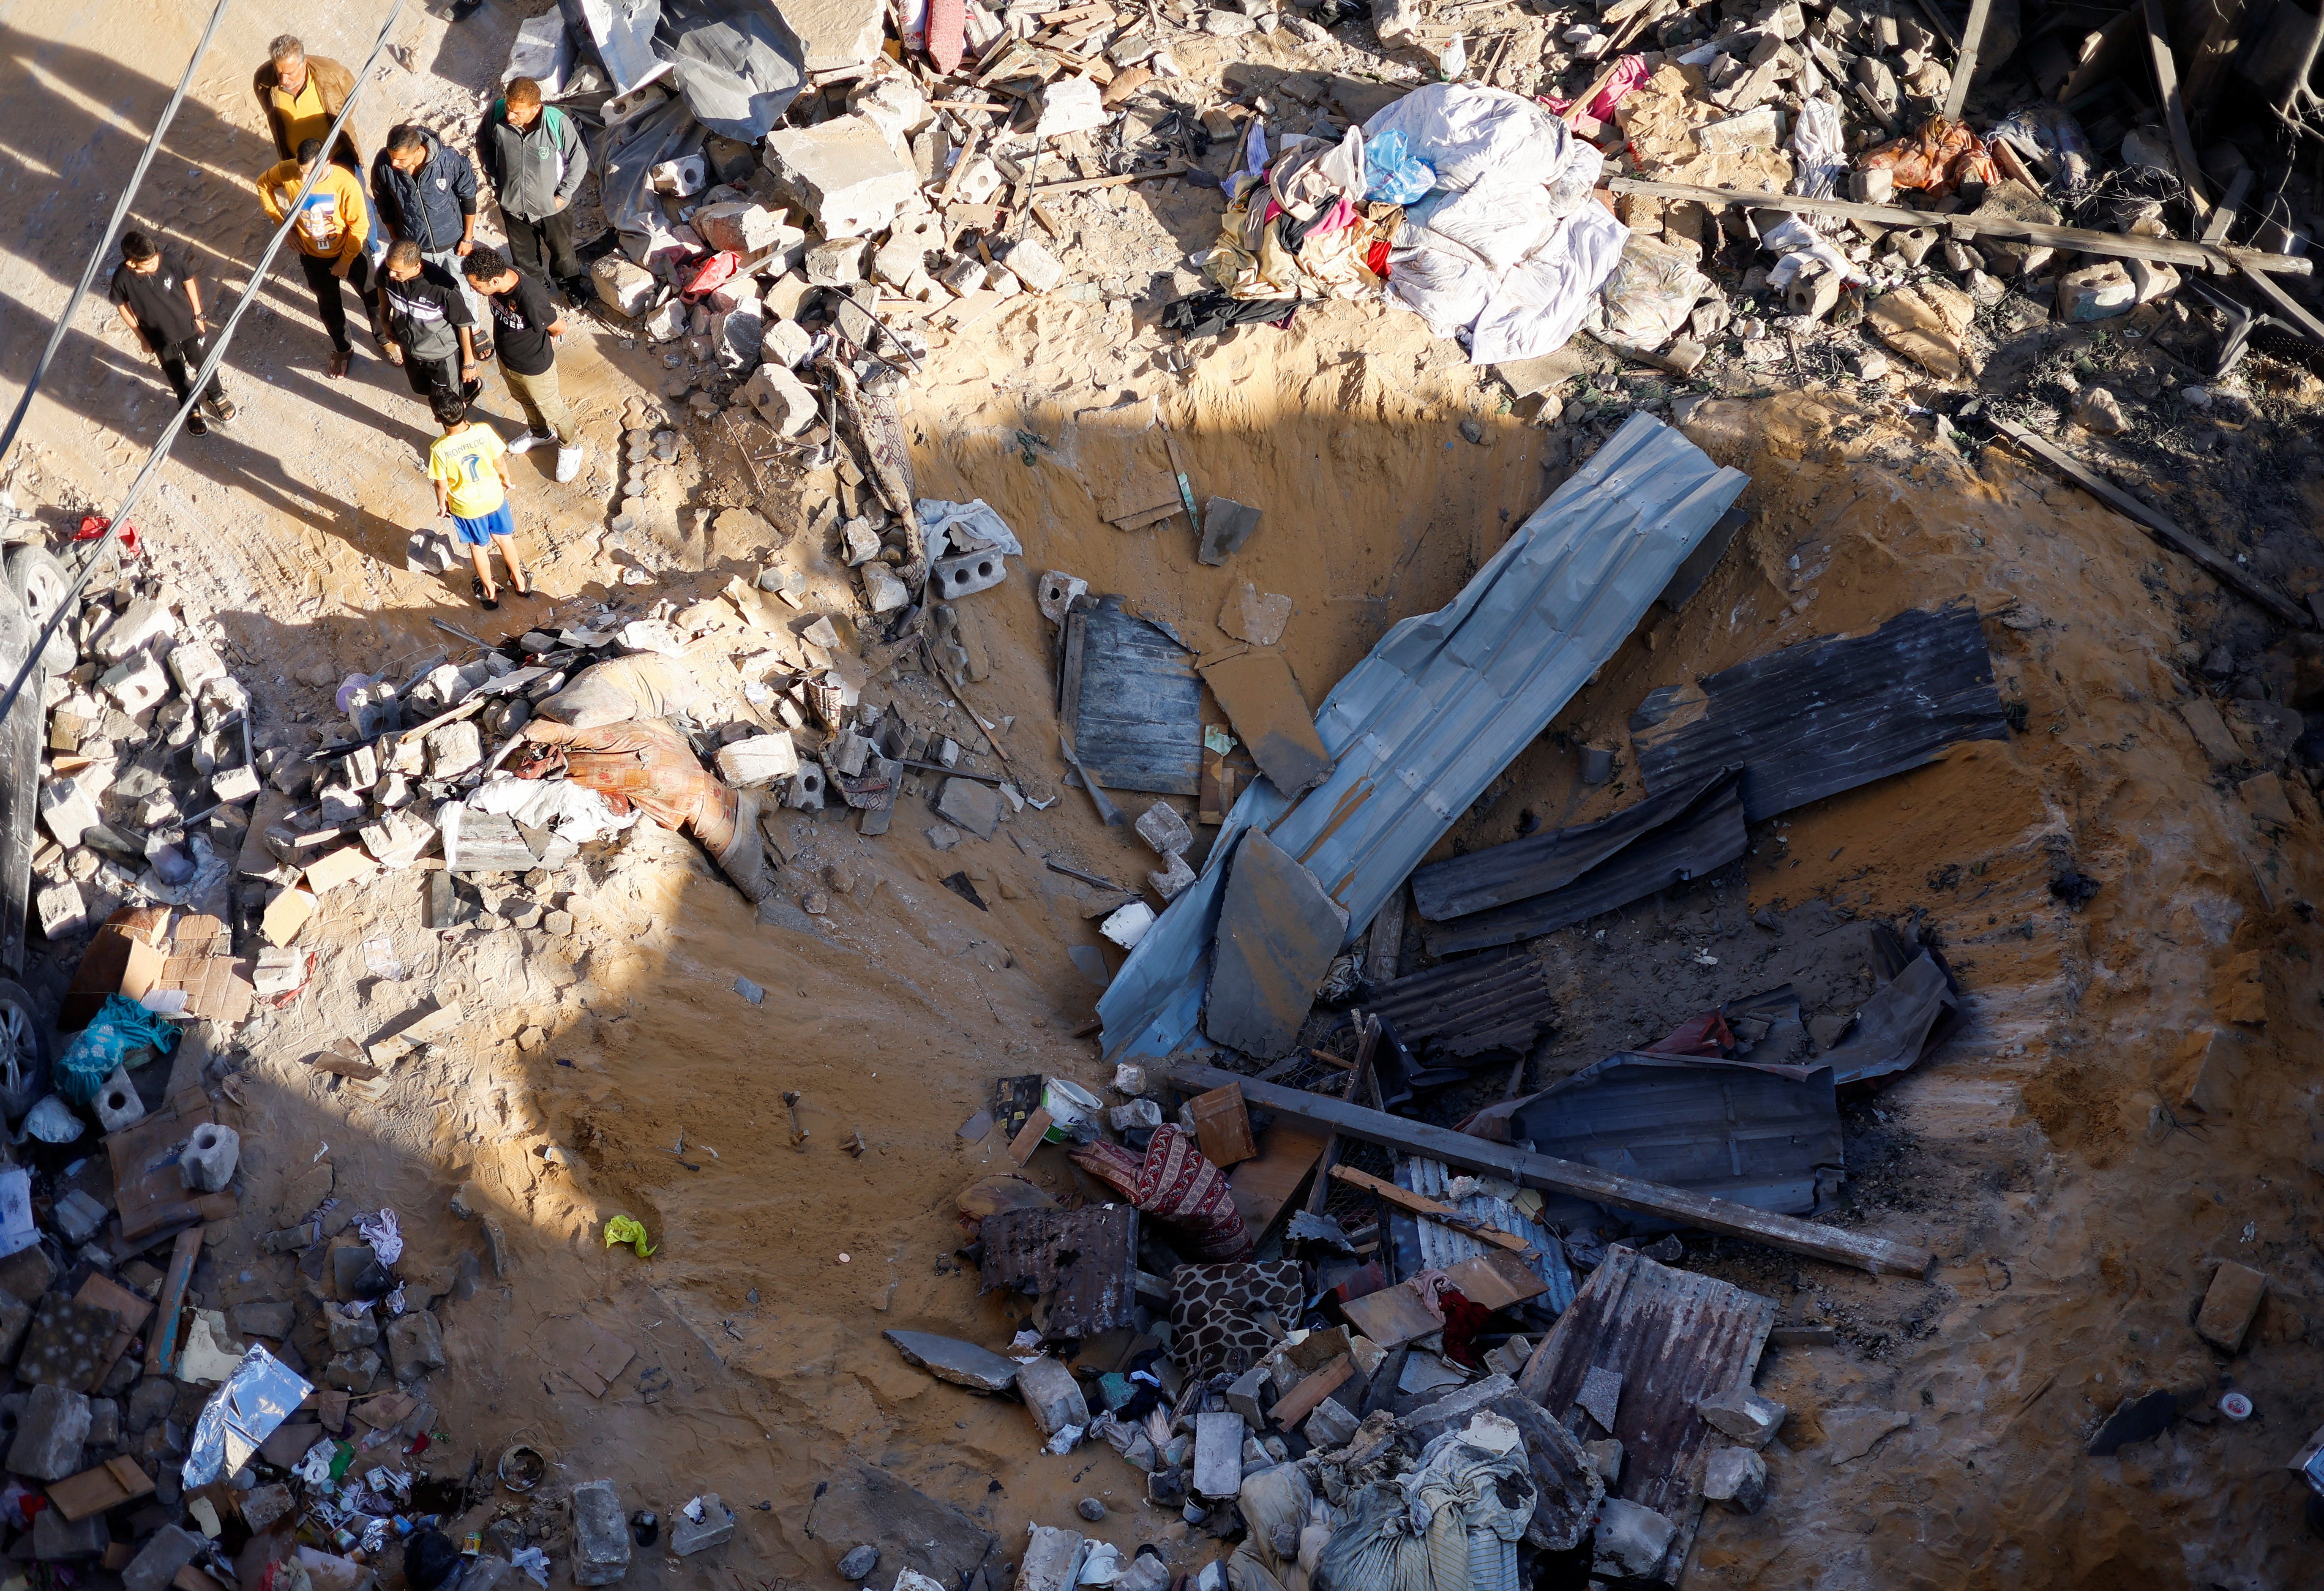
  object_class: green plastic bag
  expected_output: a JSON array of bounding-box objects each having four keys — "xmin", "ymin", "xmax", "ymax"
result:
[{"xmin": 603, "ymin": 1216, "xmax": 656, "ymax": 1258}]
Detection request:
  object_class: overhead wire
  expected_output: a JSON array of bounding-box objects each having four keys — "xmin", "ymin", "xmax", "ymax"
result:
[{"xmin": 0, "ymin": 0, "xmax": 411, "ymax": 726}]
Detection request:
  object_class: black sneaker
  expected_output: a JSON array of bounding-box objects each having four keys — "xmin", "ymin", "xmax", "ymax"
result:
[
  {"xmin": 561, "ymin": 280, "xmax": 593, "ymax": 311},
  {"xmin": 184, "ymin": 412, "xmax": 209, "ymax": 437}
]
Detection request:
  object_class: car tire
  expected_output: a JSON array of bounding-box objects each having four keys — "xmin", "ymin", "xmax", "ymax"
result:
[
  {"xmin": 3, "ymin": 544, "xmax": 75, "ymax": 676},
  {"xmin": 0, "ymin": 980, "xmax": 49, "ymax": 1124}
]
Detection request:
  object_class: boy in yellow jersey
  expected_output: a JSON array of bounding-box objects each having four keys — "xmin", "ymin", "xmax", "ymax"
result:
[{"xmin": 426, "ymin": 393, "xmax": 531, "ymax": 610}]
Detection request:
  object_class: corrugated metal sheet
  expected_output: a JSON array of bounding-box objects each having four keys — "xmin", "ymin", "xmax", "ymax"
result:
[
  {"xmin": 1362, "ymin": 944, "xmax": 1558, "ymax": 1059},
  {"xmin": 1099, "ymin": 416, "xmax": 1749, "ymax": 1065},
  {"xmin": 1392, "ymin": 1156, "xmax": 1577, "ymax": 1314},
  {"xmin": 1631, "ymin": 598, "xmax": 2009, "ymax": 823},
  {"xmin": 1420, "ymin": 772, "xmax": 1748, "ymax": 956},
  {"xmin": 1822, "ymin": 949, "xmax": 1962, "ymax": 1086},
  {"xmin": 1516, "ymin": 1247, "xmax": 1776, "ymax": 1551},
  {"xmin": 977, "ymin": 1206, "xmax": 1140, "ymax": 1338}
]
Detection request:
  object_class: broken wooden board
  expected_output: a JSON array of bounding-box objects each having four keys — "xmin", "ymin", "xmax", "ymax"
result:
[
  {"xmin": 1270, "ymin": 1355, "xmax": 1353, "ymax": 1428},
  {"xmin": 1331, "ymin": 1164, "xmax": 1536, "ymax": 1256},
  {"xmin": 978, "ymin": 1206, "xmax": 1140, "ymax": 1338},
  {"xmin": 48, "ymin": 1456, "xmax": 154, "ymax": 1521},
  {"xmin": 1189, "ymin": 1081, "xmax": 1257, "ymax": 1167},
  {"xmin": 108, "ymin": 1091, "xmax": 217, "ymax": 1242},
  {"xmin": 1203, "ymin": 830, "xmax": 1347, "ymax": 1060},
  {"xmin": 1225, "ymin": 1120, "xmax": 1331, "ymax": 1244},
  {"xmin": 1166, "ymin": 1060, "xmax": 1935, "ymax": 1277},
  {"xmin": 1517, "ymin": 1247, "xmax": 1775, "ymax": 1580},
  {"xmin": 1340, "ymin": 1253, "xmax": 1547, "ymax": 1346},
  {"xmin": 1064, "ymin": 597, "xmax": 1203, "ymax": 796},
  {"xmin": 1197, "ymin": 644, "xmax": 1332, "ymax": 797}
]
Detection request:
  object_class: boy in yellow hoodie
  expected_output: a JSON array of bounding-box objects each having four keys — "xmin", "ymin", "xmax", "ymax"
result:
[{"xmin": 258, "ymin": 136, "xmax": 382, "ymax": 378}]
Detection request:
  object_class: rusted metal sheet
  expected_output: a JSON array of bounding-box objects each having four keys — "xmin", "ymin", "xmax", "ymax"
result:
[
  {"xmin": 977, "ymin": 1206, "xmax": 1140, "ymax": 1339},
  {"xmin": 1516, "ymin": 1247, "xmax": 1776, "ymax": 1573},
  {"xmin": 1361, "ymin": 944, "xmax": 1558, "ymax": 1059},
  {"xmin": 1392, "ymin": 1156, "xmax": 1577, "ymax": 1313}
]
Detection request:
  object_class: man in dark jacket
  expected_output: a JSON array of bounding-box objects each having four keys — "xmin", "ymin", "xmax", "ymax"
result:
[
  {"xmin": 475, "ymin": 78, "xmax": 589, "ymax": 308},
  {"xmin": 373, "ymin": 124, "xmax": 491, "ymax": 359}
]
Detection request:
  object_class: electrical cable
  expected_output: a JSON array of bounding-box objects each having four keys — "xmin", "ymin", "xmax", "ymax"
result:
[{"xmin": 0, "ymin": 0, "xmax": 410, "ymax": 726}]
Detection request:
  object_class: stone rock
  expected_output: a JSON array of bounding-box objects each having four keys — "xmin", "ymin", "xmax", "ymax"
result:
[
  {"xmin": 8, "ymin": 1384, "xmax": 90, "ymax": 1480},
  {"xmin": 35, "ymin": 881, "xmax": 86, "ymax": 940},
  {"xmin": 1821, "ymin": 1405, "xmax": 1909, "ymax": 1463},
  {"xmin": 1148, "ymin": 852, "xmax": 1197, "ymax": 900},
  {"xmin": 2058, "ymin": 261, "xmax": 2136, "ymax": 323},
  {"xmin": 765, "ymin": 115, "xmax": 918, "ymax": 238},
  {"xmin": 570, "ymin": 1479, "xmax": 633, "ymax": 1586},
  {"xmin": 693, "ymin": 202, "xmax": 793, "ymax": 257},
  {"xmin": 715, "ymin": 734, "xmax": 801, "ymax": 786},
  {"xmin": 805, "ymin": 237, "xmax": 867, "ymax": 286},
  {"xmin": 1001, "ymin": 237, "xmax": 1068, "ymax": 294},
  {"xmin": 861, "ymin": 561, "xmax": 910, "ymax": 613},
  {"xmin": 780, "ymin": 0, "xmax": 885, "ymax": 71},
  {"xmin": 836, "ymin": 1546, "xmax": 879, "ymax": 1581},
  {"xmin": 1592, "ymin": 1497, "xmax": 1676, "ymax": 1579},
  {"xmin": 1303, "ymin": 1396, "xmax": 1358, "ymax": 1448},
  {"xmin": 1015, "ymin": 1356, "xmax": 1088, "ymax": 1436},
  {"xmin": 592, "ymin": 256, "xmax": 658, "ymax": 318},
  {"xmin": 2074, "ymin": 387, "xmax": 2127, "ymax": 434},
  {"xmin": 949, "ymin": 155, "xmax": 1003, "ymax": 207},
  {"xmin": 1078, "ymin": 1498, "xmax": 1106, "ymax": 1523},
  {"xmin": 736, "ymin": 363, "xmax": 817, "ymax": 436},
  {"xmin": 127, "ymin": 1378, "xmax": 176, "ymax": 1434},
  {"xmin": 1849, "ymin": 166, "xmax": 1893, "ymax": 204},
  {"xmin": 241, "ymin": 1482, "xmax": 297, "ymax": 1534},
  {"xmin": 323, "ymin": 1348, "xmax": 381, "ymax": 1392},
  {"xmin": 936, "ymin": 778, "xmax": 1001, "ymax": 838},
  {"xmin": 1034, "ymin": 76, "xmax": 1107, "ymax": 138},
  {"xmin": 875, "ymin": 212, "xmax": 944, "ymax": 287},
  {"xmin": 882, "ymin": 1329, "xmax": 1021, "ymax": 1393},
  {"xmin": 670, "ymin": 1494, "xmax": 736, "ymax": 1556},
  {"xmin": 712, "ymin": 298, "xmax": 765, "ymax": 372},
  {"xmin": 1703, "ymin": 1444, "xmax": 1768, "ymax": 1512},
  {"xmin": 39, "ymin": 778, "xmax": 101, "ymax": 848},
  {"xmin": 385, "ymin": 1310, "xmax": 446, "ymax": 1381},
  {"xmin": 122, "ymin": 1525, "xmax": 204, "ymax": 1591},
  {"xmin": 2196, "ymin": 1261, "xmax": 2267, "ymax": 1352},
  {"xmin": 426, "ymin": 720, "xmax": 482, "ymax": 779},
  {"xmin": 1697, "ymin": 1389, "xmax": 1786, "ymax": 1448}
]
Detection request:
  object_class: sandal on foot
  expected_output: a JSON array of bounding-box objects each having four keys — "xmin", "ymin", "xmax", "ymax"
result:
[{"xmin": 472, "ymin": 574, "xmax": 499, "ymax": 611}]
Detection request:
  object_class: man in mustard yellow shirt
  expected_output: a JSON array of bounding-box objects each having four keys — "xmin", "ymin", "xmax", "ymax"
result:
[
  {"xmin": 427, "ymin": 393, "xmax": 531, "ymax": 610},
  {"xmin": 258, "ymin": 137, "xmax": 382, "ymax": 378}
]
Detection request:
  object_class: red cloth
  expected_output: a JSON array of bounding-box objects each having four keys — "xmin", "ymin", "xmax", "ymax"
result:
[
  {"xmin": 925, "ymin": 0, "xmax": 965, "ymax": 73},
  {"xmin": 1366, "ymin": 239, "xmax": 1392, "ymax": 278},
  {"xmin": 1435, "ymin": 1286, "xmax": 1495, "ymax": 1369},
  {"xmin": 1069, "ymin": 1124, "xmax": 1252, "ymax": 1261},
  {"xmin": 1646, "ymin": 1010, "xmax": 1735, "ymax": 1058}
]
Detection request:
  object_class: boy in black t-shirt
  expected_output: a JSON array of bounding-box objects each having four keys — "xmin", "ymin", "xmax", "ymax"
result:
[
  {"xmin": 462, "ymin": 246, "xmax": 583, "ymax": 483},
  {"xmin": 109, "ymin": 231, "xmax": 236, "ymax": 435},
  {"xmin": 376, "ymin": 240, "xmax": 478, "ymax": 404}
]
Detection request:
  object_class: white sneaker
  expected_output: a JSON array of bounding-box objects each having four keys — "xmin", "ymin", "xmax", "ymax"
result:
[
  {"xmin": 506, "ymin": 431, "xmax": 553, "ymax": 455},
  {"xmin": 555, "ymin": 445, "xmax": 584, "ymax": 483}
]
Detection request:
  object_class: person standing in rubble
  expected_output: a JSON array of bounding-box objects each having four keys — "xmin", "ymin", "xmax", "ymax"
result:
[
  {"xmin": 252, "ymin": 34, "xmax": 367, "ymax": 174},
  {"xmin": 371, "ymin": 123, "xmax": 491, "ymax": 359},
  {"xmin": 461, "ymin": 246, "xmax": 584, "ymax": 483},
  {"xmin": 257, "ymin": 137, "xmax": 382, "ymax": 379},
  {"xmin": 426, "ymin": 393, "xmax": 532, "ymax": 611},
  {"xmin": 377, "ymin": 241, "xmax": 480, "ymax": 409},
  {"xmin": 476, "ymin": 78, "xmax": 589, "ymax": 309},
  {"xmin": 109, "ymin": 231, "xmax": 238, "ymax": 436}
]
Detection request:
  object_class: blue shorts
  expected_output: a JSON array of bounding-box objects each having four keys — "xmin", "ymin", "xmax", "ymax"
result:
[{"xmin": 450, "ymin": 502, "xmax": 513, "ymax": 546}]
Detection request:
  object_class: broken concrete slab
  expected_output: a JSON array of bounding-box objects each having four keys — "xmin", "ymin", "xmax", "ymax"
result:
[
  {"xmin": 882, "ymin": 1330, "xmax": 1021, "ymax": 1393},
  {"xmin": 1192, "ymin": 1410, "xmax": 1245, "ymax": 1498},
  {"xmin": 780, "ymin": 0, "xmax": 886, "ymax": 72},
  {"xmin": 805, "ymin": 1462, "xmax": 996, "ymax": 1586},
  {"xmin": 1204, "ymin": 829, "xmax": 1346, "ymax": 1059},
  {"xmin": 1697, "ymin": 1388, "xmax": 1786, "ymax": 1448},
  {"xmin": 1197, "ymin": 645, "xmax": 1332, "ymax": 798},
  {"xmin": 936, "ymin": 778, "xmax": 1001, "ymax": 839},
  {"xmin": 1703, "ymin": 1444, "xmax": 1768, "ymax": 1512},
  {"xmin": 1198, "ymin": 499, "xmax": 1263, "ymax": 565},
  {"xmin": 670, "ymin": 1494, "xmax": 736, "ymax": 1556},
  {"xmin": 764, "ymin": 115, "xmax": 919, "ymax": 239},
  {"xmin": 1217, "ymin": 582, "xmax": 1292, "ymax": 646},
  {"xmin": 1592, "ymin": 1497, "xmax": 1677, "ymax": 1579},
  {"xmin": 8, "ymin": 1384, "xmax": 90, "ymax": 1480}
]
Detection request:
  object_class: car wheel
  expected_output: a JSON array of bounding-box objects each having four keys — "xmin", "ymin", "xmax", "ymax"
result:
[
  {"xmin": 3, "ymin": 544, "xmax": 75, "ymax": 676},
  {"xmin": 0, "ymin": 980, "xmax": 49, "ymax": 1123}
]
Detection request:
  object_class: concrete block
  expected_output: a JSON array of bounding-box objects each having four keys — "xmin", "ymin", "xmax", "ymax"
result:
[
  {"xmin": 882, "ymin": 1329, "xmax": 1022, "ymax": 1392},
  {"xmin": 385, "ymin": 1310, "xmax": 445, "ymax": 1381},
  {"xmin": 1014, "ymin": 1356, "xmax": 1089, "ymax": 1436},
  {"xmin": 323, "ymin": 1349, "xmax": 380, "ymax": 1392},
  {"xmin": 715, "ymin": 734, "xmax": 800, "ymax": 785},
  {"xmin": 937, "ymin": 257, "xmax": 987, "ymax": 297},
  {"xmin": 2196, "ymin": 1261, "xmax": 2267, "ymax": 1353},
  {"xmin": 592, "ymin": 257, "xmax": 659, "ymax": 318},
  {"xmin": 54, "ymin": 1186, "xmax": 109, "ymax": 1242},
  {"xmin": 123, "ymin": 1525, "xmax": 204, "ymax": 1591},
  {"xmin": 2058, "ymin": 261, "xmax": 2136, "ymax": 323},
  {"xmin": 2127, "ymin": 256, "xmax": 2181, "ymax": 303},
  {"xmin": 875, "ymin": 212, "xmax": 944, "ymax": 286},
  {"xmin": 861, "ymin": 561, "xmax": 909, "ymax": 612},
  {"xmin": 211, "ymin": 764, "xmax": 261, "ymax": 805},
  {"xmin": 166, "ymin": 640, "xmax": 227, "ymax": 696},
  {"xmin": 693, "ymin": 202, "xmax": 791, "ymax": 256},
  {"xmin": 35, "ymin": 881, "xmax": 87, "ymax": 940},
  {"xmin": 780, "ymin": 0, "xmax": 885, "ymax": 72},
  {"xmin": 32, "ymin": 1503, "xmax": 108, "ymax": 1559},
  {"xmin": 100, "ymin": 651, "xmax": 169, "ymax": 714},
  {"xmin": 764, "ymin": 115, "xmax": 917, "ymax": 239},
  {"xmin": 1694, "ymin": 105, "xmax": 1780, "ymax": 153},
  {"xmin": 1135, "ymin": 801, "xmax": 1192, "ymax": 857},
  {"xmin": 1703, "ymin": 1444, "xmax": 1767, "ymax": 1512},
  {"xmin": 805, "ymin": 237, "xmax": 867, "ymax": 286},
  {"xmin": 1192, "ymin": 1411, "xmax": 1245, "ymax": 1498},
  {"xmin": 949, "ymin": 155, "xmax": 1003, "ymax": 207},
  {"xmin": 1019, "ymin": 1524, "xmax": 1087, "ymax": 1591},
  {"xmin": 936, "ymin": 777, "xmax": 1001, "ymax": 838},
  {"xmin": 175, "ymin": 1121, "xmax": 240, "ymax": 1195},
  {"xmin": 1593, "ymin": 1497, "xmax": 1677, "ymax": 1579},
  {"xmin": 1848, "ymin": 166, "xmax": 1893, "ymax": 205},
  {"xmin": 94, "ymin": 598, "xmax": 175, "ymax": 664},
  {"xmin": 930, "ymin": 545, "xmax": 1007, "ymax": 600},
  {"xmin": 8, "ymin": 1384, "xmax": 90, "ymax": 1481},
  {"xmin": 761, "ymin": 316, "xmax": 813, "ymax": 369},
  {"xmin": 1034, "ymin": 75, "xmax": 1107, "ymax": 138},
  {"xmin": 736, "ymin": 363, "xmax": 818, "ymax": 436},
  {"xmin": 426, "ymin": 720, "xmax": 483, "ymax": 779},
  {"xmin": 38, "ymin": 778, "xmax": 101, "ymax": 848},
  {"xmin": 669, "ymin": 1494, "xmax": 735, "ymax": 1556},
  {"xmin": 1148, "ymin": 852, "xmax": 1196, "ymax": 900},
  {"xmin": 1697, "ymin": 1389, "xmax": 1786, "ymax": 1448},
  {"xmin": 1304, "ymin": 1396, "xmax": 1358, "ymax": 1448},
  {"xmin": 570, "ymin": 1479, "xmax": 633, "ymax": 1586},
  {"xmin": 1885, "ymin": 225, "xmax": 1938, "ymax": 265}
]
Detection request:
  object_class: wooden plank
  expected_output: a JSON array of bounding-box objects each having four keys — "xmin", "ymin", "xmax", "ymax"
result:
[
  {"xmin": 1341, "ymin": 1283, "xmax": 1447, "ymax": 1347},
  {"xmin": 1008, "ymin": 1108, "xmax": 1053, "ymax": 1165},
  {"xmin": 1270, "ymin": 1356, "xmax": 1353, "ymax": 1427},
  {"xmin": 2141, "ymin": 0, "xmax": 2210, "ymax": 222},
  {"xmin": 1939, "ymin": 0, "xmax": 1994, "ymax": 120},
  {"xmin": 1225, "ymin": 1122, "xmax": 1329, "ymax": 1241},
  {"xmin": 2200, "ymin": 167, "xmax": 2253, "ymax": 244},
  {"xmin": 145, "ymin": 1227, "xmax": 203, "ymax": 1377},
  {"xmin": 1109, "ymin": 502, "xmax": 1181, "ymax": 532},
  {"xmin": 2237, "ymin": 257, "xmax": 2324, "ymax": 345},
  {"xmin": 49, "ymin": 1457, "xmax": 154, "ymax": 1522},
  {"xmin": 1165, "ymin": 1060, "xmax": 1935, "ymax": 1277},
  {"xmin": 1330, "ymin": 1164, "xmax": 1536, "ymax": 1256},
  {"xmin": 1073, "ymin": 599, "xmax": 1203, "ymax": 796},
  {"xmin": 1986, "ymin": 413, "xmax": 2306, "ymax": 625},
  {"xmin": 1189, "ymin": 1082, "xmax": 1257, "ymax": 1166},
  {"xmin": 1604, "ymin": 177, "xmax": 2312, "ymax": 276},
  {"xmin": 1447, "ymin": 1250, "xmax": 1549, "ymax": 1311}
]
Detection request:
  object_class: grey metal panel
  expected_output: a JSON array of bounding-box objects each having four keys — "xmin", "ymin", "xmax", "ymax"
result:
[
  {"xmin": 1508, "ymin": 1055, "xmax": 1843, "ymax": 1217},
  {"xmin": 1821, "ymin": 950, "xmax": 1961, "ymax": 1086},
  {"xmin": 0, "ymin": 584, "xmax": 36, "ymax": 977},
  {"xmin": 1073, "ymin": 597, "xmax": 1202, "ymax": 797},
  {"xmin": 1395, "ymin": 1156, "xmax": 1577, "ymax": 1314},
  {"xmin": 1361, "ymin": 944, "xmax": 1558, "ymax": 1058},
  {"xmin": 1413, "ymin": 769, "xmax": 1736, "ymax": 922},
  {"xmin": 1421, "ymin": 775, "xmax": 1748, "ymax": 956},
  {"xmin": 1632, "ymin": 599, "xmax": 2011, "ymax": 824},
  {"xmin": 1098, "ymin": 416, "xmax": 1749, "ymax": 1066}
]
